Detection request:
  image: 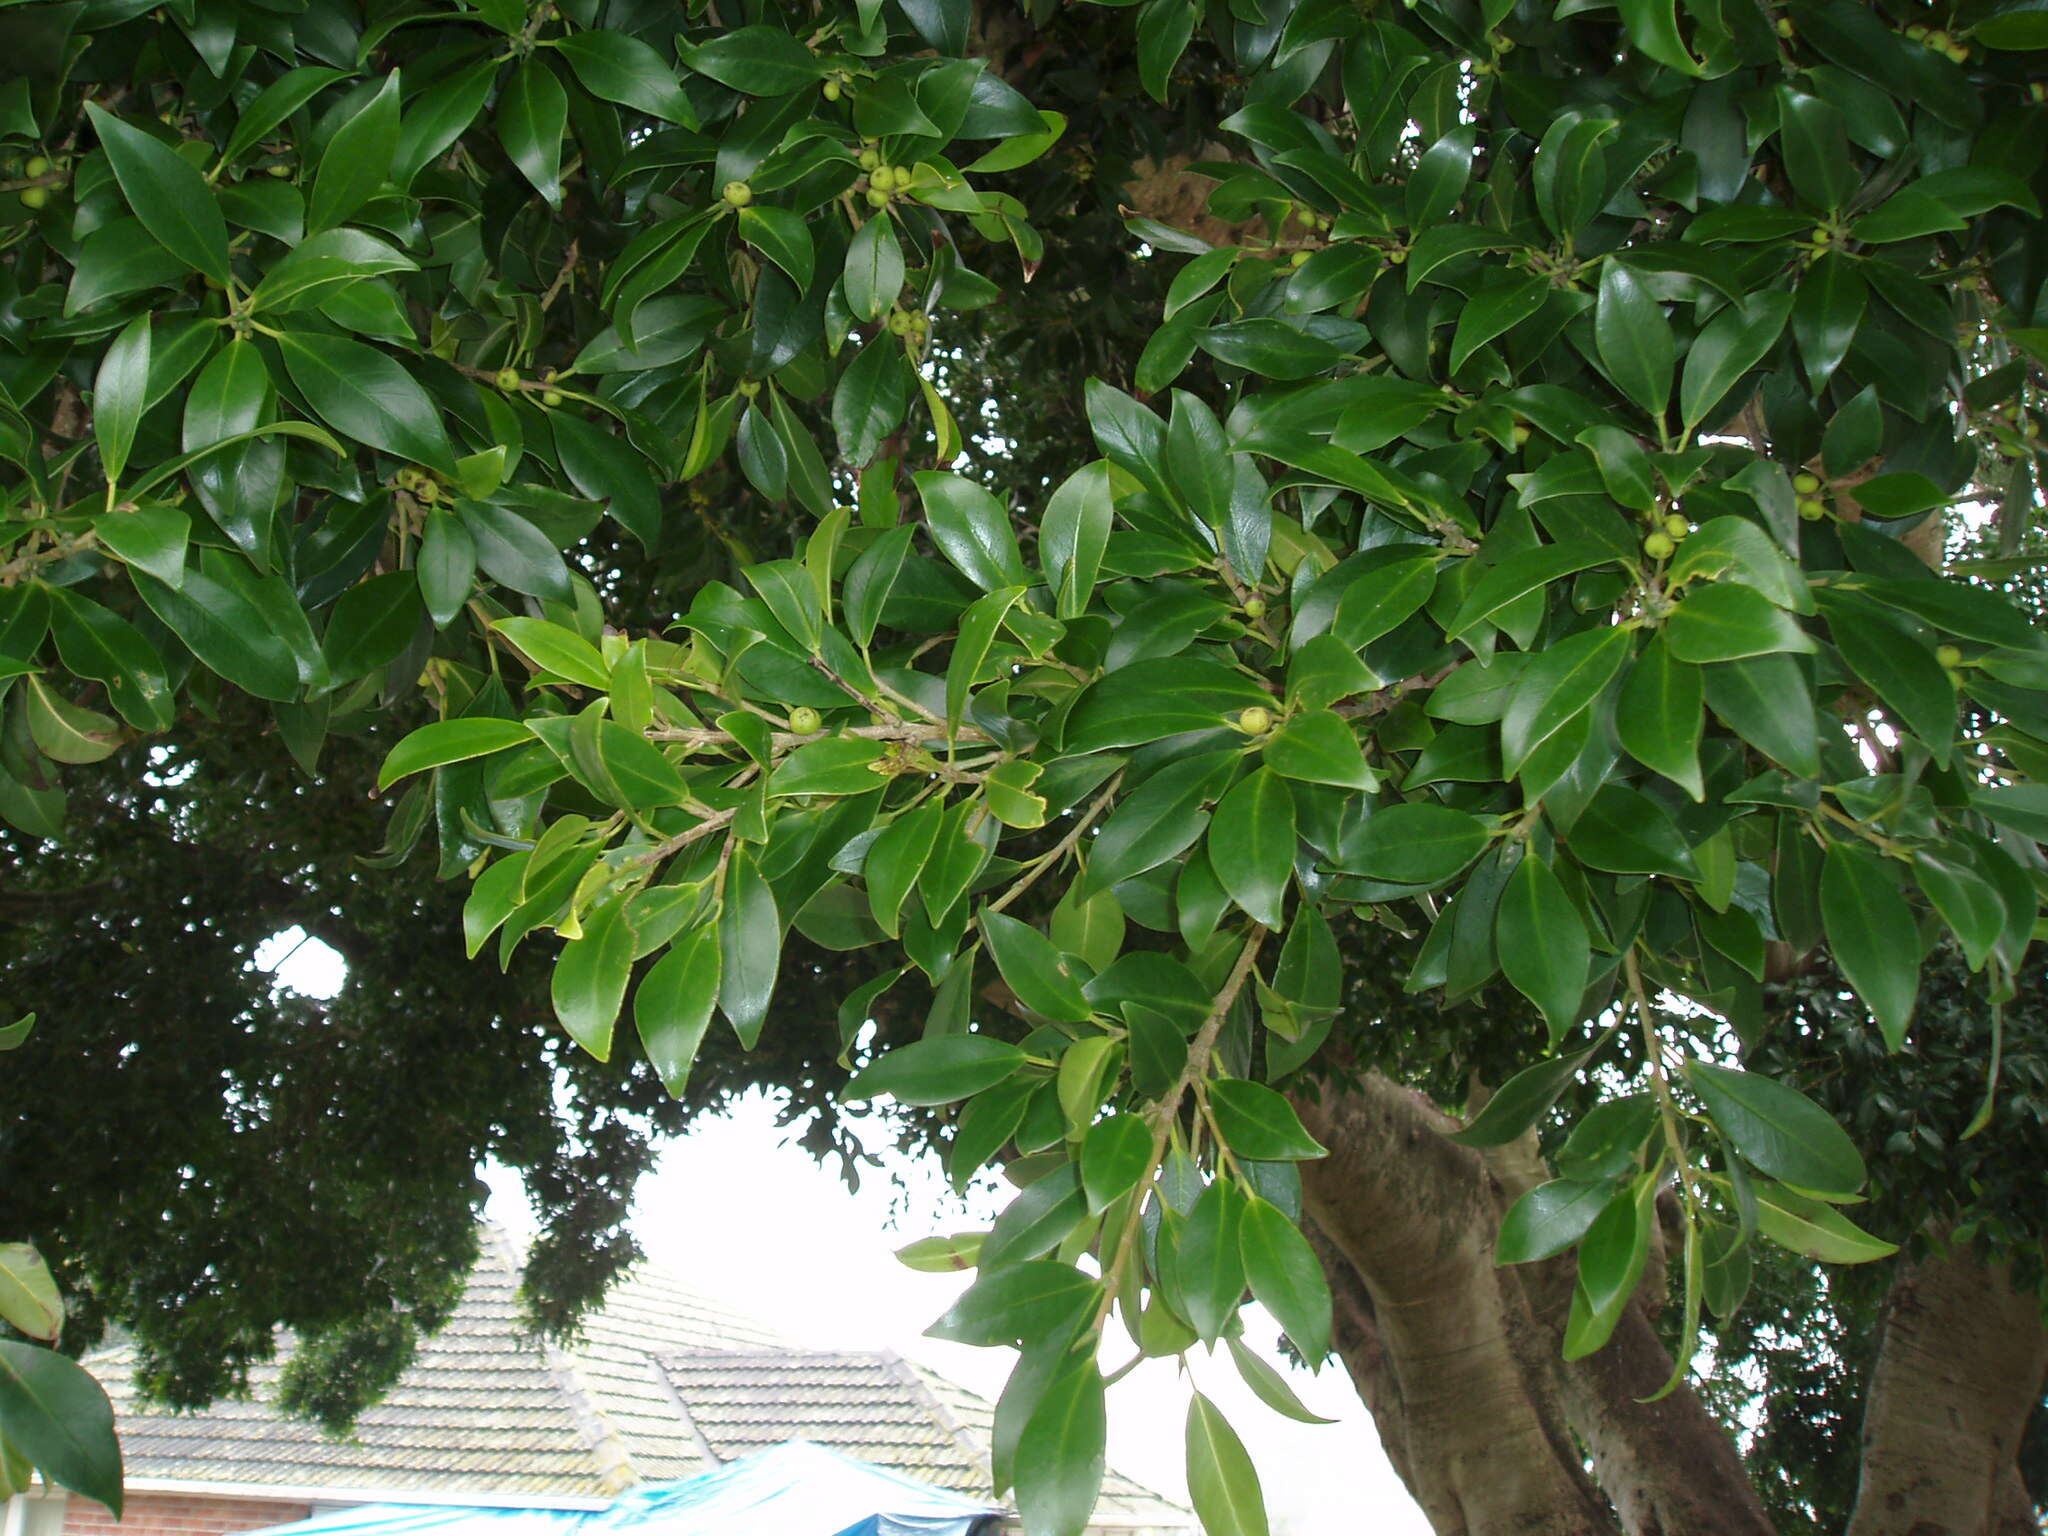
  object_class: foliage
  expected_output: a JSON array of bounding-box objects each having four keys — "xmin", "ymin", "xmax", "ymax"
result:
[{"xmin": 4, "ymin": 0, "xmax": 2048, "ymax": 1525}]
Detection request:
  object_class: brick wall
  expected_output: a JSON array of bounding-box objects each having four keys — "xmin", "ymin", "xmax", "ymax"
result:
[{"xmin": 61, "ymin": 1491, "xmax": 312, "ymax": 1536}]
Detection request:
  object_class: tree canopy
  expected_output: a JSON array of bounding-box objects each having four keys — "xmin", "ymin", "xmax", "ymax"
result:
[{"xmin": 4, "ymin": 0, "xmax": 2048, "ymax": 1530}]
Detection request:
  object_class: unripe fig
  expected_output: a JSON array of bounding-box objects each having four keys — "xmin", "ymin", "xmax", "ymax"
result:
[
  {"xmin": 494, "ymin": 367, "xmax": 520, "ymax": 392},
  {"xmin": 788, "ymin": 706, "xmax": 822, "ymax": 734},
  {"xmin": 541, "ymin": 389, "xmax": 564, "ymax": 407},
  {"xmin": 1237, "ymin": 705, "xmax": 1273, "ymax": 735},
  {"xmin": 823, "ymin": 79, "xmax": 842, "ymax": 101},
  {"xmin": 18, "ymin": 186, "xmax": 47, "ymax": 210},
  {"xmin": 722, "ymin": 180, "xmax": 753, "ymax": 207},
  {"xmin": 866, "ymin": 188, "xmax": 891, "ymax": 209},
  {"xmin": 22, "ymin": 156, "xmax": 50, "ymax": 178},
  {"xmin": 1663, "ymin": 513, "xmax": 1689, "ymax": 541},
  {"xmin": 1643, "ymin": 531, "xmax": 1675, "ymax": 560},
  {"xmin": 858, "ymin": 147, "xmax": 881, "ymax": 171},
  {"xmin": 1793, "ymin": 471, "xmax": 1822, "ymax": 494},
  {"xmin": 1936, "ymin": 644, "xmax": 1964, "ymax": 669},
  {"xmin": 1242, "ymin": 597, "xmax": 1267, "ymax": 620},
  {"xmin": 886, "ymin": 310, "xmax": 912, "ymax": 336},
  {"xmin": 1798, "ymin": 497, "xmax": 1827, "ymax": 521},
  {"xmin": 1289, "ymin": 249, "xmax": 1311, "ymax": 268}
]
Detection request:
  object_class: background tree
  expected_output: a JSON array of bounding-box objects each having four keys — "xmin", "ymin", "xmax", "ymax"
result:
[{"xmin": 4, "ymin": 0, "xmax": 2048, "ymax": 1531}]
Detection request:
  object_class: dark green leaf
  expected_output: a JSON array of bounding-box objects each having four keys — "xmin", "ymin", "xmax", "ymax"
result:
[
  {"xmin": 0, "ymin": 1341, "xmax": 123, "ymax": 1512},
  {"xmin": 87, "ymin": 104, "xmax": 231, "ymax": 285},
  {"xmin": 1495, "ymin": 854, "xmax": 1589, "ymax": 1042},
  {"xmin": 277, "ymin": 331, "xmax": 456, "ymax": 472},
  {"xmin": 1209, "ymin": 1078, "xmax": 1325, "ymax": 1161},
  {"xmin": 1819, "ymin": 843, "xmax": 1918, "ymax": 1050}
]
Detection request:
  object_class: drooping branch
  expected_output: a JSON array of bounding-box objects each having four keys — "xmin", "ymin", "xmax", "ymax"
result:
[{"xmin": 1846, "ymin": 1243, "xmax": 2048, "ymax": 1536}]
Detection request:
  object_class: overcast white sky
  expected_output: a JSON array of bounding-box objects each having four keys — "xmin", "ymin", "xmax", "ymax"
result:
[{"xmin": 262, "ymin": 932, "xmax": 1427, "ymax": 1534}]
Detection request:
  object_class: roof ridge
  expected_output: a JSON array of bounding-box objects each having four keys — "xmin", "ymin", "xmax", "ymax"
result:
[
  {"xmin": 880, "ymin": 1350, "xmax": 993, "ymax": 1487},
  {"xmin": 532, "ymin": 1328, "xmax": 639, "ymax": 1498},
  {"xmin": 641, "ymin": 1354, "xmax": 721, "ymax": 1470}
]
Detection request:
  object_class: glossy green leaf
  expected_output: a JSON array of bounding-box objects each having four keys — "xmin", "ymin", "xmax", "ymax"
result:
[
  {"xmin": 309, "ymin": 72, "xmax": 398, "ymax": 233},
  {"xmin": 1081, "ymin": 1113, "xmax": 1152, "ymax": 1213},
  {"xmin": 1016, "ymin": 1353, "xmax": 1106, "ymax": 1536},
  {"xmin": 1208, "ymin": 1079, "xmax": 1326, "ymax": 1161},
  {"xmin": 717, "ymin": 851, "xmax": 780, "ymax": 1048},
  {"xmin": 1703, "ymin": 654, "xmax": 1819, "ymax": 780},
  {"xmin": 552, "ymin": 31, "xmax": 695, "ymax": 124},
  {"xmin": 1666, "ymin": 583, "xmax": 1814, "ymax": 664},
  {"xmin": 1683, "ymin": 1062, "xmax": 1865, "ymax": 1197},
  {"xmin": 551, "ymin": 897, "xmax": 633, "ymax": 1060},
  {"xmin": 1239, "ymin": 1194, "xmax": 1331, "ymax": 1363},
  {"xmin": 634, "ymin": 933, "xmax": 724, "ymax": 1097},
  {"xmin": 1819, "ymin": 843, "xmax": 1919, "ymax": 1050},
  {"xmin": 1263, "ymin": 709, "xmax": 1374, "ymax": 790},
  {"xmin": 1344, "ymin": 802, "xmax": 1490, "ymax": 885},
  {"xmin": 916, "ymin": 472, "xmax": 1028, "ymax": 592},
  {"xmin": 1616, "ymin": 634, "xmax": 1704, "ymax": 799},
  {"xmin": 845, "ymin": 215, "xmax": 906, "ymax": 325},
  {"xmin": 92, "ymin": 315, "xmax": 150, "ymax": 486},
  {"xmin": 276, "ymin": 331, "xmax": 456, "ymax": 473},
  {"xmin": 1209, "ymin": 768, "xmax": 1294, "ymax": 929},
  {"xmin": 499, "ymin": 58, "xmax": 568, "ymax": 207},
  {"xmin": 87, "ymin": 104, "xmax": 230, "ymax": 285},
  {"xmin": 982, "ymin": 909, "xmax": 1094, "ymax": 1024},
  {"xmin": 1495, "ymin": 855, "xmax": 1590, "ymax": 1042},
  {"xmin": 1496, "ymin": 1178, "xmax": 1614, "ymax": 1263},
  {"xmin": 0, "ymin": 1341, "xmax": 123, "ymax": 1512},
  {"xmin": 1185, "ymin": 1392, "xmax": 1268, "ymax": 1536},
  {"xmin": 1501, "ymin": 626, "xmax": 1631, "ymax": 779},
  {"xmin": 845, "ymin": 1033, "xmax": 1029, "ymax": 1106}
]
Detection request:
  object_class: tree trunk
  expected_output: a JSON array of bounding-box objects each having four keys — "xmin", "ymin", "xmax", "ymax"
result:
[
  {"xmin": 1846, "ymin": 1246, "xmax": 2048, "ymax": 1536},
  {"xmin": 1295, "ymin": 1072, "xmax": 1781, "ymax": 1536}
]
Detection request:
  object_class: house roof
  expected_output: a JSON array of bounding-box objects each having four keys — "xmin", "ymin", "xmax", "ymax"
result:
[
  {"xmin": 84, "ymin": 1231, "xmax": 1190, "ymax": 1530},
  {"xmin": 648, "ymin": 1351, "xmax": 1186, "ymax": 1531}
]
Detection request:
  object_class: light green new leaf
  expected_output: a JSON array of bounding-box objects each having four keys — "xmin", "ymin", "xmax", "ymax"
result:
[
  {"xmin": 1754, "ymin": 1182, "xmax": 1897, "ymax": 1264},
  {"xmin": 493, "ymin": 617, "xmax": 611, "ymax": 689},
  {"xmin": 378, "ymin": 718, "xmax": 535, "ymax": 789},
  {"xmin": 0, "ymin": 1246, "xmax": 62, "ymax": 1343}
]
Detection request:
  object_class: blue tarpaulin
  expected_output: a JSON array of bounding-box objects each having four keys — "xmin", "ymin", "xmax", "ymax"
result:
[{"xmin": 250, "ymin": 1443, "xmax": 1003, "ymax": 1536}]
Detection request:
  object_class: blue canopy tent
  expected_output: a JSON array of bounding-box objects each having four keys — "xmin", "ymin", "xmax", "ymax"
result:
[{"xmin": 249, "ymin": 1443, "xmax": 1004, "ymax": 1536}]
